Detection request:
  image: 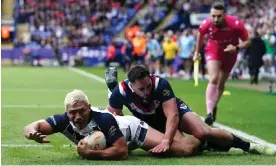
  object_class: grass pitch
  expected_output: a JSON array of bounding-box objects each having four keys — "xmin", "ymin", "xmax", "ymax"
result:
[{"xmin": 1, "ymin": 67, "xmax": 276, "ymax": 165}]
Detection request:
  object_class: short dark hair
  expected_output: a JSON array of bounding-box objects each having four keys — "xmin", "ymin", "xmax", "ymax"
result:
[
  {"xmin": 127, "ymin": 65, "xmax": 150, "ymax": 83},
  {"xmin": 212, "ymin": 2, "xmax": 225, "ymax": 11}
]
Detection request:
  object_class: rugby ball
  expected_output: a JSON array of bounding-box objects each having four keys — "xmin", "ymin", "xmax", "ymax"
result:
[{"xmin": 84, "ymin": 131, "xmax": 106, "ymax": 150}]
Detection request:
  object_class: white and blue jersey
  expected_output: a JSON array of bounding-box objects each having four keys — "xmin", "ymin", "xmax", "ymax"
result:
[
  {"xmin": 109, "ymin": 75, "xmax": 192, "ymax": 132},
  {"xmin": 45, "ymin": 107, "xmax": 124, "ymax": 147},
  {"xmin": 45, "ymin": 107, "xmax": 148, "ymax": 149}
]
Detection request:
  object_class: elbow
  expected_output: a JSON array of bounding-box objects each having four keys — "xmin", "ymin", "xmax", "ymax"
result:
[
  {"xmin": 118, "ymin": 147, "xmax": 128, "ymax": 160},
  {"xmin": 23, "ymin": 125, "xmax": 30, "ymax": 138}
]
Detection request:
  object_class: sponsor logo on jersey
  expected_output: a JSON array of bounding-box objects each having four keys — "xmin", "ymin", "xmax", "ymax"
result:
[
  {"xmin": 108, "ymin": 125, "xmax": 117, "ymax": 137},
  {"xmin": 50, "ymin": 116, "xmax": 57, "ymax": 125},
  {"xmin": 163, "ymin": 89, "xmax": 170, "ymax": 96}
]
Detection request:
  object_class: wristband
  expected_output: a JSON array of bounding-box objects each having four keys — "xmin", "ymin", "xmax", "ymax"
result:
[{"xmin": 235, "ymin": 45, "xmax": 240, "ymax": 51}]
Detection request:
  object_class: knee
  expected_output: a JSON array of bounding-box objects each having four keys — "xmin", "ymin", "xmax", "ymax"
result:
[
  {"xmin": 210, "ymin": 75, "xmax": 219, "ymax": 84},
  {"xmin": 193, "ymin": 127, "xmax": 212, "ymax": 140},
  {"xmin": 185, "ymin": 139, "xmax": 201, "ymax": 156},
  {"xmin": 218, "ymin": 84, "xmax": 225, "ymax": 91}
]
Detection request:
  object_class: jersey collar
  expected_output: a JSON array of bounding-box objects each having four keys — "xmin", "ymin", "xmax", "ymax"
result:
[{"xmin": 69, "ymin": 111, "xmax": 98, "ymax": 136}]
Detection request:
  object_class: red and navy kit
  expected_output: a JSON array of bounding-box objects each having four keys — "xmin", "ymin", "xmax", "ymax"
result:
[{"xmin": 109, "ymin": 75, "xmax": 192, "ymax": 132}]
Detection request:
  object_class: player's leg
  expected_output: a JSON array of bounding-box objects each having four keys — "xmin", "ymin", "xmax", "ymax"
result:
[
  {"xmin": 141, "ymin": 127, "xmax": 201, "ymax": 157},
  {"xmin": 105, "ymin": 67, "xmax": 119, "ymax": 99},
  {"xmin": 154, "ymin": 57, "xmax": 161, "ymax": 76},
  {"xmin": 205, "ymin": 60, "xmax": 221, "ymax": 125},
  {"xmin": 145, "ymin": 54, "xmax": 152, "ymax": 74},
  {"xmin": 126, "ymin": 115, "xmax": 201, "ymax": 157},
  {"xmin": 179, "ymin": 109, "xmax": 276, "ymax": 155}
]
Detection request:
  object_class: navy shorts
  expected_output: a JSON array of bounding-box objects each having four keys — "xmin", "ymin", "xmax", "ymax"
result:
[{"xmin": 177, "ymin": 98, "xmax": 193, "ymax": 119}]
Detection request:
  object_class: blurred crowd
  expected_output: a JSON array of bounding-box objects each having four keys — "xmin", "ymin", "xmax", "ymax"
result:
[
  {"xmin": 12, "ymin": 0, "xmax": 276, "ymax": 79},
  {"xmin": 107, "ymin": 28, "xmax": 198, "ymax": 79},
  {"xmin": 14, "ymin": 0, "xmax": 143, "ymax": 48}
]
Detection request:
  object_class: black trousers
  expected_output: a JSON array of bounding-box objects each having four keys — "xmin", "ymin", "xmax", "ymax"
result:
[{"xmin": 249, "ymin": 66, "xmax": 260, "ymax": 84}]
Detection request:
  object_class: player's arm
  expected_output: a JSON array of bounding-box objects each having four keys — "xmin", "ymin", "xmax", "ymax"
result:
[
  {"xmin": 107, "ymin": 86, "xmax": 125, "ymax": 116},
  {"xmin": 194, "ymin": 31, "xmax": 203, "ymax": 54},
  {"xmin": 24, "ymin": 114, "xmax": 68, "ymax": 143},
  {"xmin": 236, "ymin": 37, "xmax": 250, "ymax": 50},
  {"xmin": 150, "ymin": 78, "xmax": 179, "ymax": 153},
  {"xmin": 78, "ymin": 137, "xmax": 128, "ymax": 160},
  {"xmin": 194, "ymin": 20, "xmax": 208, "ymax": 60},
  {"xmin": 162, "ymin": 98, "xmax": 179, "ymax": 144},
  {"xmin": 236, "ymin": 20, "xmax": 250, "ymax": 50},
  {"xmin": 77, "ymin": 113, "xmax": 128, "ymax": 160},
  {"xmin": 24, "ymin": 120, "xmax": 53, "ymax": 143}
]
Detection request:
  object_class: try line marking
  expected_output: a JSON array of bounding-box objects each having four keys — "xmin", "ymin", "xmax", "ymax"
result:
[
  {"xmin": 1, "ymin": 144, "xmax": 75, "ymax": 148},
  {"xmin": 68, "ymin": 67, "xmax": 276, "ymax": 150}
]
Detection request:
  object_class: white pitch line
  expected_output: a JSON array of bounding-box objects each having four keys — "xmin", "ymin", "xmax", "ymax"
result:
[
  {"xmin": 1, "ymin": 88, "xmax": 104, "ymax": 93},
  {"xmin": 1, "ymin": 105, "xmax": 106, "ymax": 109},
  {"xmin": 2, "ymin": 105, "xmax": 64, "ymax": 108},
  {"xmin": 68, "ymin": 67, "xmax": 106, "ymax": 83},
  {"xmin": 214, "ymin": 122, "xmax": 276, "ymax": 150},
  {"xmin": 69, "ymin": 67, "xmax": 276, "ymax": 150},
  {"xmin": 1, "ymin": 144, "xmax": 75, "ymax": 148}
]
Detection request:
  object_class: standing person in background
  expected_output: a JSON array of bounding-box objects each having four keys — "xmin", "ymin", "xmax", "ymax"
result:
[
  {"xmin": 146, "ymin": 32, "xmax": 163, "ymax": 75},
  {"xmin": 262, "ymin": 29, "xmax": 276, "ymax": 74},
  {"xmin": 132, "ymin": 31, "xmax": 147, "ymax": 66},
  {"xmin": 122, "ymin": 37, "xmax": 134, "ymax": 73},
  {"xmin": 178, "ymin": 29, "xmax": 195, "ymax": 79},
  {"xmin": 162, "ymin": 37, "xmax": 179, "ymax": 77},
  {"xmin": 246, "ymin": 31, "xmax": 266, "ymax": 84},
  {"xmin": 193, "ymin": 2, "xmax": 250, "ymax": 125}
]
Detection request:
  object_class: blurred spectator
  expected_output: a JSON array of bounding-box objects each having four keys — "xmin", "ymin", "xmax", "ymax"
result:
[
  {"xmin": 146, "ymin": 32, "xmax": 163, "ymax": 75},
  {"xmin": 14, "ymin": 0, "xmax": 144, "ymax": 48},
  {"xmin": 122, "ymin": 37, "xmax": 134, "ymax": 73},
  {"xmin": 23, "ymin": 36, "xmax": 42, "ymax": 66},
  {"xmin": 162, "ymin": 36, "xmax": 179, "ymax": 77},
  {"xmin": 131, "ymin": 31, "xmax": 147, "ymax": 65},
  {"xmin": 246, "ymin": 31, "xmax": 266, "ymax": 84},
  {"xmin": 262, "ymin": 29, "xmax": 276, "ymax": 74},
  {"xmin": 177, "ymin": 28, "xmax": 195, "ymax": 79}
]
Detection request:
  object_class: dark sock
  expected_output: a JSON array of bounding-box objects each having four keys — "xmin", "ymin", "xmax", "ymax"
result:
[
  {"xmin": 206, "ymin": 141, "xmax": 231, "ymax": 152},
  {"xmin": 198, "ymin": 140, "xmax": 208, "ymax": 152},
  {"xmin": 231, "ymin": 134, "xmax": 250, "ymax": 151}
]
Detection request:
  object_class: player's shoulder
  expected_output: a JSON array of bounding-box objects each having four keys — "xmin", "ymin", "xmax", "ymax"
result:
[
  {"xmin": 225, "ymin": 15, "xmax": 244, "ymax": 27},
  {"xmin": 111, "ymin": 79, "xmax": 129, "ymax": 97},
  {"xmin": 198, "ymin": 18, "xmax": 212, "ymax": 32},
  {"xmin": 91, "ymin": 107, "xmax": 114, "ymax": 122},
  {"xmin": 152, "ymin": 75, "xmax": 170, "ymax": 90},
  {"xmin": 199, "ymin": 18, "xmax": 212, "ymax": 27},
  {"xmin": 50, "ymin": 112, "xmax": 69, "ymax": 123}
]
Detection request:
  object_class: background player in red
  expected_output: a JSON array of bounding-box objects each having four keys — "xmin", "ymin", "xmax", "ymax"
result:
[{"xmin": 193, "ymin": 2, "xmax": 250, "ymax": 125}]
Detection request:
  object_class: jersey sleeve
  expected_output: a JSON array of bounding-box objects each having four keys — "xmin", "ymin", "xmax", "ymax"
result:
[
  {"xmin": 109, "ymin": 86, "xmax": 124, "ymax": 110},
  {"xmin": 156, "ymin": 78, "xmax": 176, "ymax": 103},
  {"xmin": 95, "ymin": 112, "xmax": 124, "ymax": 146},
  {"xmin": 198, "ymin": 19, "xmax": 210, "ymax": 35},
  {"xmin": 45, "ymin": 113, "xmax": 69, "ymax": 133},
  {"xmin": 236, "ymin": 20, "xmax": 248, "ymax": 41}
]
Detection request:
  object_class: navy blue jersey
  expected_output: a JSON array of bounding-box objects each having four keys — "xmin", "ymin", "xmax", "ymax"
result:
[
  {"xmin": 109, "ymin": 75, "xmax": 191, "ymax": 132},
  {"xmin": 45, "ymin": 108, "xmax": 124, "ymax": 146}
]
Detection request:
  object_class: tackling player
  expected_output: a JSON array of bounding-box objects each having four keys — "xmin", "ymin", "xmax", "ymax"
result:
[
  {"xmin": 193, "ymin": 2, "xmax": 250, "ymax": 125},
  {"xmin": 105, "ymin": 65, "xmax": 275, "ymax": 155},
  {"xmin": 24, "ymin": 89, "xmax": 206, "ymax": 160}
]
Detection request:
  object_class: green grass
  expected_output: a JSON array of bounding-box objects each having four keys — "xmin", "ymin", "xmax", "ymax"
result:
[{"xmin": 1, "ymin": 67, "xmax": 276, "ymax": 165}]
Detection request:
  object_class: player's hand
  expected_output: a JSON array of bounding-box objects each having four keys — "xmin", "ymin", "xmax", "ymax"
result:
[
  {"xmin": 77, "ymin": 139, "xmax": 91, "ymax": 159},
  {"xmin": 149, "ymin": 139, "xmax": 170, "ymax": 153},
  {"xmin": 28, "ymin": 131, "xmax": 50, "ymax": 143},
  {"xmin": 224, "ymin": 44, "xmax": 238, "ymax": 53},
  {"xmin": 193, "ymin": 51, "xmax": 201, "ymax": 61}
]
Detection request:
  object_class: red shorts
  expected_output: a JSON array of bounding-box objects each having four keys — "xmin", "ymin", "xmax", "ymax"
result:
[{"xmin": 205, "ymin": 51, "xmax": 237, "ymax": 73}]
